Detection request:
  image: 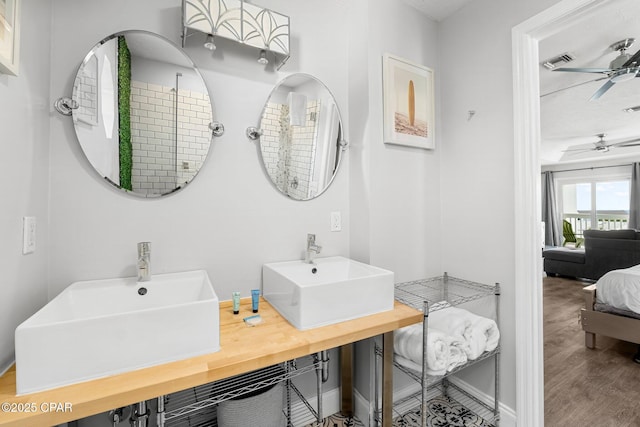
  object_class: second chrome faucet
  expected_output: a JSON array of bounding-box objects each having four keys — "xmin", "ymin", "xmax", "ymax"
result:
[
  {"xmin": 305, "ymin": 234, "xmax": 322, "ymax": 264},
  {"xmin": 137, "ymin": 242, "xmax": 151, "ymax": 282}
]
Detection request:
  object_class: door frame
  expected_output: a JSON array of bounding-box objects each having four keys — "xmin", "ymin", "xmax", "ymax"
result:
[{"xmin": 512, "ymin": 0, "xmax": 610, "ymax": 425}]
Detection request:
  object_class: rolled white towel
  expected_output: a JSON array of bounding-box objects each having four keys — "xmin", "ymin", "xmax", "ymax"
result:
[
  {"xmin": 429, "ymin": 306, "xmax": 499, "ymax": 360},
  {"xmin": 395, "ymin": 354, "xmax": 446, "ymax": 376},
  {"xmin": 447, "ymin": 338, "xmax": 468, "ymax": 371},
  {"xmin": 473, "ymin": 315, "xmax": 500, "ymax": 352},
  {"xmin": 428, "ymin": 306, "xmax": 477, "ymax": 358},
  {"xmin": 393, "ymin": 324, "xmax": 452, "ymax": 376}
]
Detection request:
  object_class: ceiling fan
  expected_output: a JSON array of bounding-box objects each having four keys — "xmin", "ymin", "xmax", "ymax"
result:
[
  {"xmin": 563, "ymin": 133, "xmax": 640, "ymax": 155},
  {"xmin": 553, "ymin": 38, "xmax": 640, "ymax": 100}
]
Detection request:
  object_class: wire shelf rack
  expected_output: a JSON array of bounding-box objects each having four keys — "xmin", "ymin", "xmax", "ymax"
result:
[
  {"xmin": 394, "ymin": 273, "xmax": 499, "ymax": 312},
  {"xmin": 164, "ymin": 355, "xmax": 320, "ymax": 426},
  {"xmin": 375, "ymin": 273, "xmax": 501, "ymax": 427},
  {"xmin": 375, "ymin": 346, "xmax": 500, "ymax": 388}
]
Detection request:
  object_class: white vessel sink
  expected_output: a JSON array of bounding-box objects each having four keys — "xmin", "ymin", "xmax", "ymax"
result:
[
  {"xmin": 15, "ymin": 270, "xmax": 220, "ymax": 394},
  {"xmin": 263, "ymin": 256, "xmax": 394, "ymax": 330}
]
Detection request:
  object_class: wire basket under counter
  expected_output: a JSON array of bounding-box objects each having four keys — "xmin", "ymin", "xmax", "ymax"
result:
[{"xmin": 394, "ymin": 272, "xmax": 500, "ymax": 313}]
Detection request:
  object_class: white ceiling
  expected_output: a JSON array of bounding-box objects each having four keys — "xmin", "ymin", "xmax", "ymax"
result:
[
  {"xmin": 402, "ymin": 0, "xmax": 476, "ymax": 21},
  {"xmin": 539, "ymin": 0, "xmax": 640, "ymax": 165},
  {"xmin": 405, "ymin": 0, "xmax": 640, "ymax": 166}
]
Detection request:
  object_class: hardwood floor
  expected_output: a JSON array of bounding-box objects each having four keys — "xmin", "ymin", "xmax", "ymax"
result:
[{"xmin": 544, "ymin": 276, "xmax": 640, "ymax": 427}]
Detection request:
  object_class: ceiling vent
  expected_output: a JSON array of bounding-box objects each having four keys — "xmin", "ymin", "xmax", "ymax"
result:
[
  {"xmin": 542, "ymin": 52, "xmax": 576, "ymax": 70},
  {"xmin": 624, "ymin": 105, "xmax": 640, "ymax": 113}
]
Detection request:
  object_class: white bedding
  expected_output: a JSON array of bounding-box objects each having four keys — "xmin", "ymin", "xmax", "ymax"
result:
[{"xmin": 595, "ymin": 264, "xmax": 640, "ymax": 314}]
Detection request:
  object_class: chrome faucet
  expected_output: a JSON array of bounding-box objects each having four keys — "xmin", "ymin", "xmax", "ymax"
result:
[
  {"xmin": 137, "ymin": 242, "xmax": 151, "ymax": 282},
  {"xmin": 305, "ymin": 234, "xmax": 322, "ymax": 264}
]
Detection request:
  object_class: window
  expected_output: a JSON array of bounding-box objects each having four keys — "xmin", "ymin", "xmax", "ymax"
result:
[{"xmin": 558, "ymin": 177, "xmax": 630, "ymax": 237}]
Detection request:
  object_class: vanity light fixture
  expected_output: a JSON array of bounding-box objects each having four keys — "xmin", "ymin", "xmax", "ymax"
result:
[
  {"xmin": 204, "ymin": 34, "xmax": 217, "ymax": 51},
  {"xmin": 182, "ymin": 0, "xmax": 290, "ymax": 69},
  {"xmin": 257, "ymin": 49, "xmax": 268, "ymax": 65}
]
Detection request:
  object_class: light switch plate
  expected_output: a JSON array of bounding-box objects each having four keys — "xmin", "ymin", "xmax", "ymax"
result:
[
  {"xmin": 330, "ymin": 211, "xmax": 341, "ymax": 232},
  {"xmin": 23, "ymin": 216, "xmax": 36, "ymax": 254}
]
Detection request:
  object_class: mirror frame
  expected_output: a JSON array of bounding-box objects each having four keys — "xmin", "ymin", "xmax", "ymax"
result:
[
  {"xmin": 71, "ymin": 30, "xmax": 215, "ymax": 198},
  {"xmin": 257, "ymin": 73, "xmax": 347, "ymax": 201}
]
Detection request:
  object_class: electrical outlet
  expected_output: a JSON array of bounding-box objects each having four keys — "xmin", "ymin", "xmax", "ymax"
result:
[
  {"xmin": 23, "ymin": 216, "xmax": 36, "ymax": 254},
  {"xmin": 330, "ymin": 211, "xmax": 342, "ymax": 232}
]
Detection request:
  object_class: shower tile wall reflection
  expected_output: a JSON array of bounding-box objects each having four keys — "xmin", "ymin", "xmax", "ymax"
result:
[
  {"xmin": 260, "ymin": 100, "xmax": 320, "ymax": 199},
  {"xmin": 130, "ymin": 82, "xmax": 211, "ymax": 194},
  {"xmin": 74, "ymin": 55, "xmax": 98, "ymax": 126}
]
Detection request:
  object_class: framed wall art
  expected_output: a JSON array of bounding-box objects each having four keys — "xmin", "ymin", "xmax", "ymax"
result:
[
  {"xmin": 0, "ymin": 0, "xmax": 20, "ymax": 76},
  {"xmin": 383, "ymin": 53, "xmax": 435, "ymax": 149}
]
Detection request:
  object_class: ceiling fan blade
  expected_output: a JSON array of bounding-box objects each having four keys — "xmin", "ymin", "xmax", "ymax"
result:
[
  {"xmin": 564, "ymin": 149, "xmax": 597, "ymax": 156},
  {"xmin": 611, "ymin": 137, "xmax": 640, "ymax": 147},
  {"xmin": 622, "ymin": 49, "xmax": 640, "ymax": 67},
  {"xmin": 590, "ymin": 79, "xmax": 615, "ymax": 100},
  {"xmin": 540, "ymin": 76, "xmax": 608, "ymax": 98},
  {"xmin": 562, "ymin": 147, "xmax": 595, "ymax": 152},
  {"xmin": 553, "ymin": 67, "xmax": 612, "ymax": 74}
]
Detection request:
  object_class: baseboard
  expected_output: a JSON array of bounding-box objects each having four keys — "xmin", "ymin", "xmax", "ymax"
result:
[
  {"xmin": 354, "ymin": 388, "xmax": 372, "ymax": 427},
  {"xmin": 447, "ymin": 377, "xmax": 516, "ymax": 427},
  {"xmin": 290, "ymin": 386, "xmax": 341, "ymax": 427},
  {"xmin": 353, "ymin": 378, "xmax": 516, "ymax": 427},
  {"xmin": 0, "ymin": 358, "xmax": 14, "ymax": 378}
]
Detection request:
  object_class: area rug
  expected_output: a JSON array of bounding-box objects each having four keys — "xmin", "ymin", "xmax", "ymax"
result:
[
  {"xmin": 392, "ymin": 396, "xmax": 491, "ymax": 427},
  {"xmin": 303, "ymin": 413, "xmax": 365, "ymax": 427}
]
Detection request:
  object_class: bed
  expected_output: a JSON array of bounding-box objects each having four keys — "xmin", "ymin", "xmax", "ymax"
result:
[{"xmin": 581, "ymin": 265, "xmax": 640, "ymax": 352}]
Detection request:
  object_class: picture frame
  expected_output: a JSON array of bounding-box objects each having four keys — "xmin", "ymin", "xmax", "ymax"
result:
[
  {"xmin": 382, "ymin": 53, "xmax": 435, "ymax": 149},
  {"xmin": 0, "ymin": 0, "xmax": 20, "ymax": 76}
]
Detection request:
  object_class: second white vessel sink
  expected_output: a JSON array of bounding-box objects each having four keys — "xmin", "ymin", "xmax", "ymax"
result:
[
  {"xmin": 263, "ymin": 256, "xmax": 394, "ymax": 330},
  {"xmin": 15, "ymin": 270, "xmax": 220, "ymax": 394}
]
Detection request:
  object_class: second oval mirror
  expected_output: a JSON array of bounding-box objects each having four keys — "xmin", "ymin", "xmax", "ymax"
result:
[
  {"xmin": 258, "ymin": 74, "xmax": 346, "ymax": 200},
  {"xmin": 71, "ymin": 30, "xmax": 215, "ymax": 197}
]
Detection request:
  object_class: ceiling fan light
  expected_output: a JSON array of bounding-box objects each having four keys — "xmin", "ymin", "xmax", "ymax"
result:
[
  {"xmin": 609, "ymin": 53, "xmax": 631, "ymax": 69},
  {"xmin": 610, "ymin": 68, "xmax": 638, "ymax": 83}
]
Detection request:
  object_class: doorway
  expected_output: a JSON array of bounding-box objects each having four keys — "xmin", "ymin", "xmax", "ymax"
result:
[{"xmin": 512, "ymin": 0, "xmax": 617, "ymax": 425}]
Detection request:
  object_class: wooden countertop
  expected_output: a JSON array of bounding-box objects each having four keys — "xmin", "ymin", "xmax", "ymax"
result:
[{"xmin": 0, "ymin": 297, "xmax": 421, "ymax": 427}]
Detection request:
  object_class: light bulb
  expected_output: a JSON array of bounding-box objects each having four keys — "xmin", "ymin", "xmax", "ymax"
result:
[
  {"xmin": 258, "ymin": 50, "xmax": 269, "ymax": 65},
  {"xmin": 204, "ymin": 34, "xmax": 216, "ymax": 51}
]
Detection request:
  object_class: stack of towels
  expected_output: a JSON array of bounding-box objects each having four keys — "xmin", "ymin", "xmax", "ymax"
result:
[{"xmin": 393, "ymin": 304, "xmax": 500, "ymax": 376}]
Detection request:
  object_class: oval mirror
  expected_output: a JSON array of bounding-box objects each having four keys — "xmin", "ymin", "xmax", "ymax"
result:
[
  {"xmin": 71, "ymin": 30, "xmax": 214, "ymax": 197},
  {"xmin": 258, "ymin": 73, "xmax": 347, "ymax": 200}
]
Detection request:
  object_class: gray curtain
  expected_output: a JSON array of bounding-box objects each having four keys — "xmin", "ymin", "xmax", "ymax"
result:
[
  {"xmin": 542, "ymin": 171, "xmax": 562, "ymax": 247},
  {"xmin": 629, "ymin": 163, "xmax": 640, "ymax": 230}
]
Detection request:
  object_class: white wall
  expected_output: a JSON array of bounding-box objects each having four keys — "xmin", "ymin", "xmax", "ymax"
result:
[
  {"xmin": 438, "ymin": 0, "xmax": 564, "ymax": 411},
  {"xmin": 347, "ymin": 0, "xmax": 443, "ymax": 405},
  {"xmin": 361, "ymin": 0, "xmax": 443, "ymax": 282},
  {"xmin": 47, "ymin": 0, "xmax": 350, "ymax": 299},
  {"xmin": 2, "ymin": 0, "xmax": 590, "ymax": 423},
  {"xmin": 43, "ymin": 1, "xmax": 348, "ymax": 423},
  {"xmin": 0, "ymin": 0, "xmax": 52, "ymax": 374}
]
